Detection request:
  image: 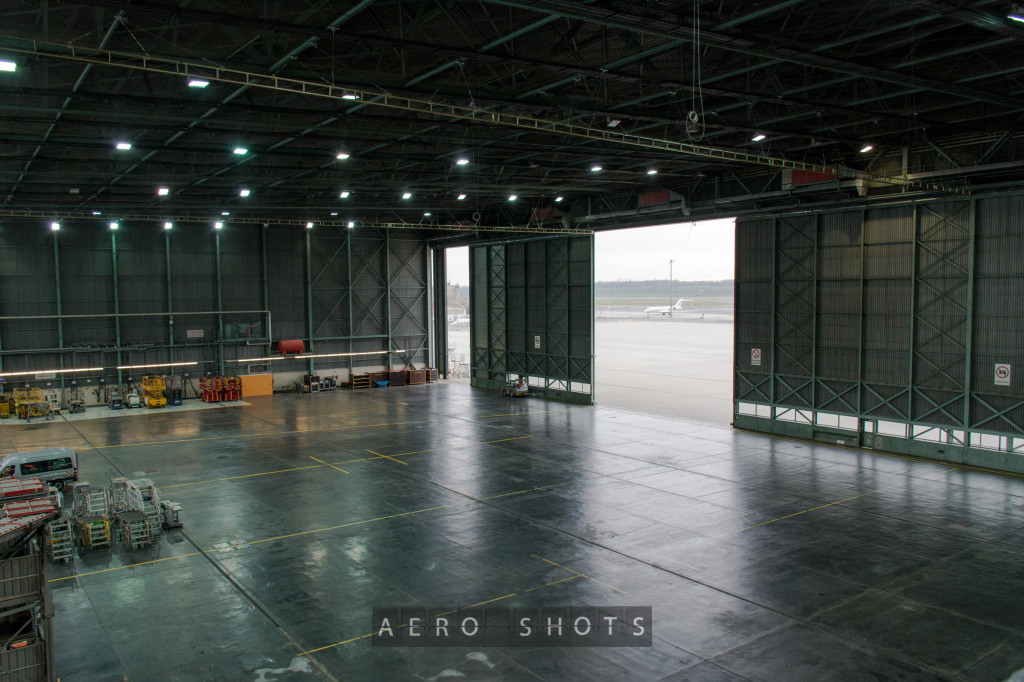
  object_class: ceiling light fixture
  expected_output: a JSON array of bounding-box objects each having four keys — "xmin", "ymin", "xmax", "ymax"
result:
[
  {"xmin": 752, "ymin": 133, "xmax": 767, "ymax": 142},
  {"xmin": 424, "ymin": 212, "xmax": 432, "ymax": 217},
  {"xmin": 402, "ymin": 192, "xmax": 412, "ymax": 199},
  {"xmin": 457, "ymin": 194, "xmax": 467, "ymax": 200},
  {"xmin": 554, "ymin": 196, "xmax": 564, "ymax": 202},
  {"xmin": 330, "ymin": 212, "xmax": 339, "ymax": 216},
  {"xmin": 342, "ymin": 91, "xmax": 360, "ymax": 100},
  {"xmin": 50, "ymin": 222, "xmax": 60, "ymax": 231},
  {"xmin": 336, "ymin": 152, "xmax": 350, "ymax": 160},
  {"xmin": 188, "ymin": 79, "xmax": 209, "ymax": 88},
  {"xmin": 164, "ymin": 222, "xmax": 173, "ymax": 230},
  {"xmin": 233, "ymin": 147, "xmax": 247, "ymax": 155},
  {"xmin": 647, "ymin": 169, "xmax": 658, "ymax": 175},
  {"xmin": 239, "ymin": 189, "xmax": 250, "ymax": 197},
  {"xmin": 306, "ymin": 222, "xmax": 314, "ymax": 229},
  {"xmin": 591, "ymin": 165, "xmax": 603, "ymax": 172},
  {"xmin": 509, "ymin": 194, "xmax": 518, "ymax": 201},
  {"xmin": 115, "ymin": 142, "xmax": 132, "ymax": 150},
  {"xmin": 222, "ymin": 211, "xmax": 230, "ymax": 216},
  {"xmin": 860, "ymin": 144, "xmax": 874, "ymax": 153},
  {"xmin": 157, "ymin": 187, "xmax": 169, "ymax": 196},
  {"xmin": 607, "ymin": 119, "xmax": 621, "ymax": 128},
  {"xmin": 214, "ymin": 221, "xmax": 223, "ymax": 229},
  {"xmin": 347, "ymin": 221, "xmax": 355, "ymax": 229},
  {"xmin": 1009, "ymin": 4, "xmax": 1024, "ymax": 21},
  {"xmin": 340, "ymin": 191, "xmax": 350, "ymax": 198},
  {"xmin": 92, "ymin": 211, "xmax": 102, "ymax": 215},
  {"xmin": 456, "ymin": 158, "xmax": 470, "ymax": 166},
  {"xmin": 0, "ymin": 60, "xmax": 16, "ymax": 72},
  {"xmin": 109, "ymin": 222, "xmax": 119, "ymax": 230}
]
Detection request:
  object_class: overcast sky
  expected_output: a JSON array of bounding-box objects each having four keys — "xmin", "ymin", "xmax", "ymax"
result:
[{"xmin": 446, "ymin": 217, "xmax": 735, "ymax": 285}]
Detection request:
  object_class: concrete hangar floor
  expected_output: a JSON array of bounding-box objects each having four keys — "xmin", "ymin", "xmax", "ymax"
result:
[{"xmin": 7, "ymin": 383, "xmax": 1024, "ymax": 681}]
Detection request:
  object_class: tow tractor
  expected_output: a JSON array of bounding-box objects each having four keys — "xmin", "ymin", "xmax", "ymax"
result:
[{"xmin": 501, "ymin": 377, "xmax": 529, "ymax": 397}]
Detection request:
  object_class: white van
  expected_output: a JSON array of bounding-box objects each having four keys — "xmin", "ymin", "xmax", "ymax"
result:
[{"xmin": 0, "ymin": 447, "xmax": 79, "ymax": 489}]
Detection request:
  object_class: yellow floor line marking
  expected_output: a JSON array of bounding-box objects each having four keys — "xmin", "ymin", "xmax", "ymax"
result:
[
  {"xmin": 49, "ymin": 503, "xmax": 454, "ymax": 583},
  {"xmin": 366, "ymin": 449, "xmax": 408, "ymax": 466},
  {"xmin": 163, "ymin": 464, "xmax": 325, "ymax": 489},
  {"xmin": 310, "ymin": 456, "xmax": 349, "ymax": 474},
  {"xmin": 530, "ymin": 554, "xmax": 628, "ymax": 595},
  {"xmin": 480, "ymin": 481, "xmax": 569, "ymax": 499},
  {"xmin": 163, "ymin": 436, "xmax": 536, "ymax": 489},
  {"xmin": 716, "ymin": 490, "xmax": 879, "ymax": 537},
  {"xmin": 91, "ymin": 419, "xmax": 433, "ymax": 449},
  {"xmin": 296, "ymin": 592, "xmax": 518, "ymax": 656}
]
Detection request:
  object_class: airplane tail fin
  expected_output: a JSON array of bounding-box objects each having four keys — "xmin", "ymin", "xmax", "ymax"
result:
[{"xmin": 675, "ymin": 298, "xmax": 684, "ymax": 308}]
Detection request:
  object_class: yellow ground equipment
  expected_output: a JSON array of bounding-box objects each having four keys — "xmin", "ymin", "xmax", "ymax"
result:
[
  {"xmin": 142, "ymin": 375, "xmax": 167, "ymax": 408},
  {"xmin": 12, "ymin": 388, "xmax": 53, "ymax": 420}
]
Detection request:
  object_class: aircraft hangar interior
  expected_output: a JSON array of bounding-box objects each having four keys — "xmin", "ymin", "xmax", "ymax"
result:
[{"xmin": 1, "ymin": 1, "xmax": 1024, "ymax": 680}]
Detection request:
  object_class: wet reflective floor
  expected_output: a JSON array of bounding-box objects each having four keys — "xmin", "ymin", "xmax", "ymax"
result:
[{"xmin": 6, "ymin": 382, "xmax": 1023, "ymax": 680}]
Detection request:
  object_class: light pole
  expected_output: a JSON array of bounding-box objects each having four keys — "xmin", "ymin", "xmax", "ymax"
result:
[{"xmin": 668, "ymin": 259, "xmax": 674, "ymax": 317}]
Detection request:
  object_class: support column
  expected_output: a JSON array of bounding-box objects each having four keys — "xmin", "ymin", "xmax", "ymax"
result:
[
  {"xmin": 112, "ymin": 231, "xmax": 123, "ymax": 388},
  {"xmin": 53, "ymin": 231, "xmax": 65, "ymax": 403},
  {"xmin": 385, "ymin": 230, "xmax": 393, "ymax": 370},
  {"xmin": 305, "ymin": 230, "xmax": 314, "ymax": 376},
  {"xmin": 166, "ymin": 229, "xmax": 174, "ymax": 361},
  {"xmin": 962, "ymin": 198, "xmax": 978, "ymax": 455},
  {"xmin": 215, "ymin": 231, "xmax": 224, "ymax": 376}
]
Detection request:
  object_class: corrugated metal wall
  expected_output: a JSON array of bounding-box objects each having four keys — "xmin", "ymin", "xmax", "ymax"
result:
[
  {"xmin": 735, "ymin": 194, "xmax": 1024, "ymax": 473},
  {"xmin": 470, "ymin": 235, "xmax": 593, "ymax": 404},
  {"xmin": 0, "ymin": 221, "xmax": 430, "ymax": 385}
]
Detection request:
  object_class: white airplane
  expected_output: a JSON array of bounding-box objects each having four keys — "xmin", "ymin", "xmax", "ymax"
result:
[
  {"xmin": 644, "ymin": 298, "xmax": 692, "ymax": 316},
  {"xmin": 449, "ymin": 316, "xmax": 470, "ymax": 328}
]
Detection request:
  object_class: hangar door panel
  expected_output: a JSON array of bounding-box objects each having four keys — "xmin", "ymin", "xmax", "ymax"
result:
[
  {"xmin": 470, "ymin": 236, "xmax": 593, "ymax": 404},
  {"xmin": 734, "ymin": 196, "xmax": 1024, "ymax": 475}
]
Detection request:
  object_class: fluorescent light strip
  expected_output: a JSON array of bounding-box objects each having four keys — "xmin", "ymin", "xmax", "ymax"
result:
[
  {"xmin": 232, "ymin": 350, "xmax": 404, "ymax": 363},
  {"xmin": 115, "ymin": 361, "xmax": 199, "ymax": 370},
  {"xmin": 0, "ymin": 367, "xmax": 104, "ymax": 378}
]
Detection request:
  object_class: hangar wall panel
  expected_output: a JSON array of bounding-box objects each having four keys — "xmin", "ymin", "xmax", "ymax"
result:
[
  {"xmin": 0, "ymin": 222, "xmax": 430, "ymax": 387},
  {"xmin": 735, "ymin": 194, "xmax": 1024, "ymax": 473}
]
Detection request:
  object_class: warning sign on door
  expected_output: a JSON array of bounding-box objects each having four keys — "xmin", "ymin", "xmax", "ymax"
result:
[
  {"xmin": 995, "ymin": 363, "xmax": 1011, "ymax": 387},
  {"xmin": 751, "ymin": 348, "xmax": 762, "ymax": 366},
  {"xmin": 534, "ymin": 335, "xmax": 541, "ymax": 349}
]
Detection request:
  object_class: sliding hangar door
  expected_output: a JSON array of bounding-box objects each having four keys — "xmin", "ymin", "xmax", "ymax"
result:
[
  {"xmin": 735, "ymin": 193, "xmax": 1024, "ymax": 474},
  {"xmin": 468, "ymin": 235, "xmax": 594, "ymax": 405}
]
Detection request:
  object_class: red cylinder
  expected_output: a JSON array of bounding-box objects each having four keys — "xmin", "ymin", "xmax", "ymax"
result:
[{"xmin": 278, "ymin": 339, "xmax": 305, "ymax": 355}]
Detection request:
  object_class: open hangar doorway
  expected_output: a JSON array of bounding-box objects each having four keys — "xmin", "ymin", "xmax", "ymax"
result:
[{"xmin": 593, "ymin": 218, "xmax": 736, "ymax": 423}]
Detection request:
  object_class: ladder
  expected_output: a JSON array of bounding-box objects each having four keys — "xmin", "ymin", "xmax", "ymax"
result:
[
  {"xmin": 46, "ymin": 518, "xmax": 74, "ymax": 562},
  {"xmin": 126, "ymin": 478, "xmax": 162, "ymax": 539},
  {"xmin": 109, "ymin": 476, "xmax": 128, "ymax": 514},
  {"xmin": 77, "ymin": 517, "xmax": 111, "ymax": 549}
]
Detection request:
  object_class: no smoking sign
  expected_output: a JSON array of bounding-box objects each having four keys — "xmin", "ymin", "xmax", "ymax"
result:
[
  {"xmin": 751, "ymin": 348, "xmax": 762, "ymax": 367},
  {"xmin": 995, "ymin": 363, "xmax": 1011, "ymax": 387}
]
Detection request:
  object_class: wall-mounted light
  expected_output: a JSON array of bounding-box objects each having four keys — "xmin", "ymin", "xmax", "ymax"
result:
[
  {"xmin": 50, "ymin": 222, "xmax": 60, "ymax": 231},
  {"xmin": 306, "ymin": 222, "xmax": 314, "ymax": 229},
  {"xmin": 0, "ymin": 60, "xmax": 16, "ymax": 72},
  {"xmin": 214, "ymin": 221, "xmax": 223, "ymax": 229},
  {"xmin": 116, "ymin": 142, "xmax": 132, "ymax": 150},
  {"xmin": 347, "ymin": 221, "xmax": 355, "ymax": 229},
  {"xmin": 164, "ymin": 222, "xmax": 173, "ymax": 230},
  {"xmin": 109, "ymin": 222, "xmax": 119, "ymax": 230},
  {"xmin": 188, "ymin": 79, "xmax": 209, "ymax": 88}
]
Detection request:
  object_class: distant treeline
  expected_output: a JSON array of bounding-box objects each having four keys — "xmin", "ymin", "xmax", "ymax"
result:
[{"xmin": 596, "ymin": 279, "xmax": 734, "ymax": 295}]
